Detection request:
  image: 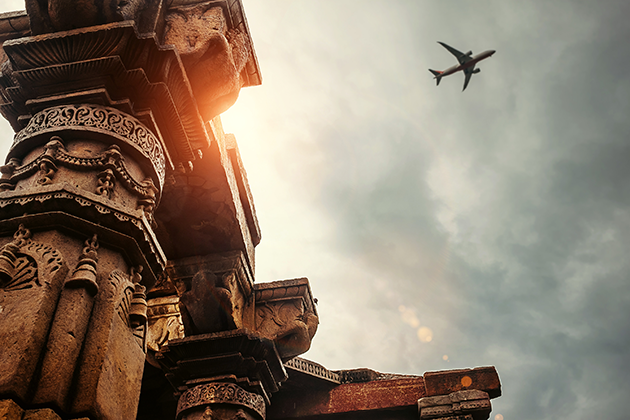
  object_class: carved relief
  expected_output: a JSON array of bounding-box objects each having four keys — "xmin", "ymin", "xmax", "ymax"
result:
[
  {"xmin": 0, "ymin": 224, "xmax": 63, "ymax": 290},
  {"xmin": 13, "ymin": 105, "xmax": 166, "ymax": 186},
  {"xmin": 110, "ymin": 268, "xmax": 147, "ymax": 351},
  {"xmin": 65, "ymin": 234, "xmax": 99, "ymax": 295},
  {"xmin": 163, "ymin": 2, "xmax": 250, "ymax": 120},
  {"xmin": 254, "ymin": 279, "xmax": 319, "ymax": 360},
  {"xmin": 36, "ymin": 158, "xmax": 57, "ymax": 185},
  {"xmin": 177, "ymin": 382, "xmax": 265, "ymax": 420},
  {"xmin": 178, "ymin": 270, "xmax": 237, "ymax": 335},
  {"xmin": 96, "ymin": 169, "xmax": 115, "ymax": 198},
  {"xmin": 4, "ymin": 137, "xmax": 161, "ymax": 212},
  {"xmin": 146, "ymin": 295, "xmax": 185, "ymax": 354}
]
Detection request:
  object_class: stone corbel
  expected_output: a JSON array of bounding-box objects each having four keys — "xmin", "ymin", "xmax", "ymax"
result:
[
  {"xmin": 253, "ymin": 278, "xmax": 319, "ymax": 361},
  {"xmin": 418, "ymin": 390, "xmax": 491, "ymax": 420},
  {"xmin": 162, "ymin": 1, "xmax": 250, "ymax": 121}
]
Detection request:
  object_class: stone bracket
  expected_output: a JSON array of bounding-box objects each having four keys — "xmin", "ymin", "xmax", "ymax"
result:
[{"xmin": 418, "ymin": 390, "xmax": 491, "ymax": 420}]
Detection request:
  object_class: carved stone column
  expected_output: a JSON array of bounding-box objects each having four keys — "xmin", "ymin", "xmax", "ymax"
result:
[
  {"xmin": 0, "ymin": 103, "xmax": 163, "ymax": 418},
  {"xmin": 157, "ymin": 329, "xmax": 287, "ymax": 420},
  {"xmin": 0, "ymin": 1, "xmax": 262, "ymax": 418}
]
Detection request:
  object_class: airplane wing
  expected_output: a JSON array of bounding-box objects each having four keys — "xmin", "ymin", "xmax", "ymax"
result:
[
  {"xmin": 462, "ymin": 66, "xmax": 475, "ymax": 91},
  {"xmin": 438, "ymin": 41, "xmax": 471, "ymax": 65}
]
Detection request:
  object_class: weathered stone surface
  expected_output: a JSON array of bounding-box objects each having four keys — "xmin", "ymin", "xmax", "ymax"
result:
[
  {"xmin": 418, "ymin": 390, "xmax": 490, "ymax": 420},
  {"xmin": 165, "ymin": 252, "xmax": 255, "ymax": 334},
  {"xmin": 177, "ymin": 382, "xmax": 265, "ymax": 420},
  {"xmin": 0, "ymin": 399, "xmax": 24, "ymax": 420},
  {"xmin": 268, "ymin": 372, "xmax": 426, "ymax": 419},
  {"xmin": 34, "ymin": 236, "xmax": 100, "ymax": 409},
  {"xmin": 423, "ymin": 367, "xmax": 501, "ymax": 399},
  {"xmin": 21, "ymin": 408, "xmax": 61, "ymax": 420},
  {"xmin": 70, "ymin": 265, "xmax": 147, "ymax": 419},
  {"xmin": 254, "ymin": 278, "xmax": 318, "ymax": 360},
  {"xmin": 155, "ymin": 120, "xmax": 257, "ymax": 273},
  {"xmin": 146, "ymin": 295, "xmax": 185, "ymax": 359},
  {"xmin": 157, "ymin": 329, "xmax": 286, "ymax": 405},
  {"xmin": 163, "ymin": 2, "xmax": 248, "ymax": 121},
  {"xmin": 0, "ymin": 227, "xmax": 68, "ymax": 401}
]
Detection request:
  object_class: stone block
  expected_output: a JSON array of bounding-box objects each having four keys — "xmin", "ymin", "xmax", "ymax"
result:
[
  {"xmin": 418, "ymin": 390, "xmax": 490, "ymax": 420},
  {"xmin": 423, "ymin": 367, "xmax": 501, "ymax": 398},
  {"xmin": 0, "ymin": 399, "xmax": 24, "ymax": 420},
  {"xmin": 254, "ymin": 278, "xmax": 319, "ymax": 360},
  {"xmin": 22, "ymin": 408, "xmax": 61, "ymax": 420}
]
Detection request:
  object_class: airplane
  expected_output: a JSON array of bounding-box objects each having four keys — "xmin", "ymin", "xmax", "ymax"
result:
[{"xmin": 429, "ymin": 42, "xmax": 496, "ymax": 91}]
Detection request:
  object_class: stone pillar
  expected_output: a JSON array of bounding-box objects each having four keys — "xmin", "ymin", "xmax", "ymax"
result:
[
  {"xmin": 0, "ymin": 104, "xmax": 163, "ymax": 418},
  {"xmin": 0, "ymin": 1, "xmax": 262, "ymax": 419},
  {"xmin": 157, "ymin": 330, "xmax": 287, "ymax": 420}
]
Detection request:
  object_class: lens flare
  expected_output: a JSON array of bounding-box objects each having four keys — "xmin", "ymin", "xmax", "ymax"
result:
[
  {"xmin": 461, "ymin": 376, "xmax": 472, "ymax": 387},
  {"xmin": 399, "ymin": 305, "xmax": 420, "ymax": 328},
  {"xmin": 417, "ymin": 326, "xmax": 433, "ymax": 342},
  {"xmin": 495, "ymin": 415, "xmax": 504, "ymax": 420},
  {"xmin": 442, "ymin": 354, "xmax": 449, "ymax": 361}
]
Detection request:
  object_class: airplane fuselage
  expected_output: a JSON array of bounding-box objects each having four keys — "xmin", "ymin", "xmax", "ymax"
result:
[{"xmin": 440, "ymin": 49, "xmax": 496, "ymax": 77}]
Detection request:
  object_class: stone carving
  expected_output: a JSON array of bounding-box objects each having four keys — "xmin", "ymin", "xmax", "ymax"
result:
[
  {"xmin": 418, "ymin": 390, "xmax": 491, "ymax": 420},
  {"xmin": 255, "ymin": 300, "xmax": 318, "ymax": 360},
  {"xmin": 179, "ymin": 270, "xmax": 237, "ymax": 335},
  {"xmin": 0, "ymin": 225, "xmax": 64, "ymax": 292},
  {"xmin": 0, "ymin": 187, "xmax": 166, "ymax": 281},
  {"xmin": 146, "ymin": 295, "xmax": 185, "ymax": 355},
  {"xmin": 129, "ymin": 266, "xmax": 148, "ymax": 328},
  {"xmin": 36, "ymin": 158, "xmax": 56, "ymax": 185},
  {"xmin": 96, "ymin": 169, "xmax": 115, "ymax": 197},
  {"xmin": 13, "ymin": 105, "xmax": 166, "ymax": 186},
  {"xmin": 0, "ymin": 224, "xmax": 32, "ymax": 286},
  {"xmin": 163, "ymin": 2, "xmax": 250, "ymax": 121},
  {"xmin": 254, "ymin": 279, "xmax": 319, "ymax": 360},
  {"xmin": 65, "ymin": 234, "xmax": 99, "ymax": 295},
  {"xmin": 284, "ymin": 357, "xmax": 341, "ymax": 384},
  {"xmin": 177, "ymin": 382, "xmax": 265, "ymax": 420},
  {"xmin": 0, "ymin": 159, "xmax": 20, "ymax": 192},
  {"xmin": 2, "ymin": 136, "xmax": 162, "ymax": 215}
]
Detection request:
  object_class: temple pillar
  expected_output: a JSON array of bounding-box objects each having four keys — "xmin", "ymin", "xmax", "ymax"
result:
[{"xmin": 157, "ymin": 330, "xmax": 287, "ymax": 420}]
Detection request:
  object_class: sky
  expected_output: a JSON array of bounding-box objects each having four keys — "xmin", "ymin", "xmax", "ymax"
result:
[{"xmin": 1, "ymin": 1, "xmax": 630, "ymax": 419}]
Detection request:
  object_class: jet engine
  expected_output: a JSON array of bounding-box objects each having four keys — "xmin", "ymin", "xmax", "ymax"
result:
[
  {"xmin": 473, "ymin": 68, "xmax": 481, "ymax": 74},
  {"xmin": 466, "ymin": 51, "xmax": 473, "ymax": 56}
]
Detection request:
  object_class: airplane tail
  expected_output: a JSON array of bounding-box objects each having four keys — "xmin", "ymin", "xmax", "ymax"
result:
[{"xmin": 428, "ymin": 69, "xmax": 443, "ymax": 86}]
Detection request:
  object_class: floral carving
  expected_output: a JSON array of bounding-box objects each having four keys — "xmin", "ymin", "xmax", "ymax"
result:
[
  {"xmin": 13, "ymin": 105, "xmax": 166, "ymax": 186},
  {"xmin": 177, "ymin": 382, "xmax": 265, "ymax": 420},
  {"xmin": 0, "ymin": 224, "xmax": 64, "ymax": 291}
]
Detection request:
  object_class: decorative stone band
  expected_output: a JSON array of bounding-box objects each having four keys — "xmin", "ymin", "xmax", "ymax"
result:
[
  {"xmin": 177, "ymin": 382, "xmax": 265, "ymax": 420},
  {"xmin": 12, "ymin": 104, "xmax": 166, "ymax": 187},
  {"xmin": 284, "ymin": 357, "xmax": 340, "ymax": 384}
]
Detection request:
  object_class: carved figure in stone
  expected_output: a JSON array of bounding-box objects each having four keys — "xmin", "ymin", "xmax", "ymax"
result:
[
  {"xmin": 178, "ymin": 270, "xmax": 236, "ymax": 335},
  {"xmin": 255, "ymin": 300, "xmax": 319, "ymax": 360},
  {"xmin": 163, "ymin": 2, "xmax": 250, "ymax": 121}
]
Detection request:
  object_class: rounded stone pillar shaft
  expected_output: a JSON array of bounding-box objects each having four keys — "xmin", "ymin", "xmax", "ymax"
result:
[{"xmin": 0, "ymin": 104, "xmax": 165, "ymax": 419}]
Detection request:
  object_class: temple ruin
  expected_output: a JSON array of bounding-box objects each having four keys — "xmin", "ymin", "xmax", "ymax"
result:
[{"xmin": 0, "ymin": 1, "xmax": 501, "ymax": 419}]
